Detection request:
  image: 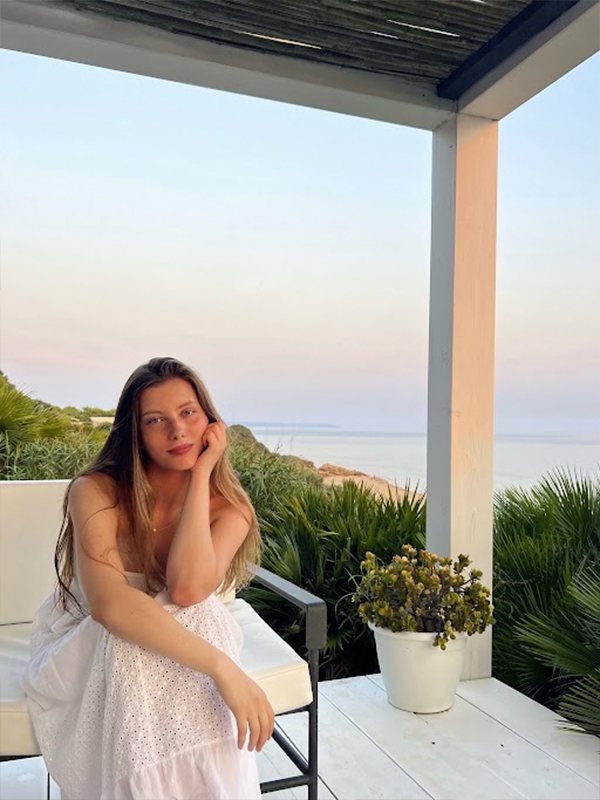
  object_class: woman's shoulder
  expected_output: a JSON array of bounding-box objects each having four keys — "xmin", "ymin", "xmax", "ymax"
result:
[
  {"xmin": 69, "ymin": 472, "xmax": 118, "ymax": 513},
  {"xmin": 210, "ymin": 490, "xmax": 252, "ymax": 525}
]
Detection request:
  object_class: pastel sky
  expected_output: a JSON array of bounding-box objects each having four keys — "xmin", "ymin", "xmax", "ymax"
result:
[{"xmin": 1, "ymin": 49, "xmax": 599, "ymax": 435}]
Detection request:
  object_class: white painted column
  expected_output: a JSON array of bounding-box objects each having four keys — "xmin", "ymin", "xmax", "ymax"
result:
[{"xmin": 426, "ymin": 113, "xmax": 498, "ymax": 679}]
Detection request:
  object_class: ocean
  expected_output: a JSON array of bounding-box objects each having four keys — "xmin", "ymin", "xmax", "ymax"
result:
[{"xmin": 248, "ymin": 428, "xmax": 600, "ymax": 492}]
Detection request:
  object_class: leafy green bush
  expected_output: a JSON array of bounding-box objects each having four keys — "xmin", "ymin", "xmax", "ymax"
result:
[
  {"xmin": 228, "ymin": 426, "xmax": 321, "ymax": 521},
  {"xmin": 242, "ymin": 480, "xmax": 426, "ymax": 680},
  {"xmin": 61, "ymin": 405, "xmax": 116, "ymax": 422},
  {"xmin": 0, "ymin": 377, "xmax": 71, "ymax": 462},
  {"xmin": 492, "ymin": 469, "xmax": 600, "ymax": 734},
  {"xmin": 516, "ymin": 560, "xmax": 600, "ymax": 735},
  {"xmin": 0, "ymin": 431, "xmax": 107, "ymax": 480},
  {"xmin": 5, "ymin": 392, "xmax": 596, "ymax": 733}
]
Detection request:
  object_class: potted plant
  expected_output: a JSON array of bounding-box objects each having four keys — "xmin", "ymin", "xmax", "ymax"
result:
[{"xmin": 353, "ymin": 544, "xmax": 494, "ymax": 713}]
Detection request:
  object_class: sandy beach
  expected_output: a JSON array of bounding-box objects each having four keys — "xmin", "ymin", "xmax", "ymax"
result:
[{"xmin": 317, "ymin": 463, "xmax": 424, "ymax": 500}]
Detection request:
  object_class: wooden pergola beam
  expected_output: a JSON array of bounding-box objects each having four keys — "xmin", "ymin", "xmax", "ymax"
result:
[
  {"xmin": 460, "ymin": 0, "xmax": 599, "ymax": 119},
  {"xmin": 0, "ymin": 0, "xmax": 455, "ymax": 131}
]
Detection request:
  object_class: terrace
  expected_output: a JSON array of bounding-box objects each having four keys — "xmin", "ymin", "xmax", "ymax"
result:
[
  {"xmin": 1, "ymin": 1, "xmax": 599, "ymax": 798},
  {"xmin": 2, "ymin": 676, "xmax": 598, "ymax": 798}
]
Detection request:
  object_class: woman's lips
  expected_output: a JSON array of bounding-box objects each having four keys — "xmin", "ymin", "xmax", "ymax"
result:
[{"xmin": 167, "ymin": 444, "xmax": 193, "ymax": 456}]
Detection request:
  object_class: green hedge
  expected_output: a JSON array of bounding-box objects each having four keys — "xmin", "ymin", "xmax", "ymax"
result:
[
  {"xmin": 3, "ymin": 424, "xmax": 597, "ymax": 735},
  {"xmin": 239, "ymin": 463, "xmax": 599, "ymax": 735},
  {"xmin": 0, "ymin": 431, "xmax": 106, "ymax": 480},
  {"xmin": 227, "ymin": 426, "xmax": 322, "ymax": 521},
  {"xmin": 492, "ymin": 469, "xmax": 600, "ymax": 735},
  {"xmin": 241, "ymin": 480, "xmax": 426, "ymax": 681}
]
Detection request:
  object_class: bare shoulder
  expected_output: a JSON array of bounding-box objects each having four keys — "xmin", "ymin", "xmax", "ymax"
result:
[
  {"xmin": 69, "ymin": 474, "xmax": 118, "ymax": 521},
  {"xmin": 70, "ymin": 475, "xmax": 128, "ymax": 602},
  {"xmin": 211, "ymin": 493, "xmax": 252, "ymax": 527}
]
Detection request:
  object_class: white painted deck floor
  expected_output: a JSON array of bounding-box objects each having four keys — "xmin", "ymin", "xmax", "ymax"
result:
[{"xmin": 1, "ymin": 676, "xmax": 598, "ymax": 800}]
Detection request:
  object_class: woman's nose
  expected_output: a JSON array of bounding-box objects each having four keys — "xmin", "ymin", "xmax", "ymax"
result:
[{"xmin": 168, "ymin": 421, "xmax": 185, "ymax": 439}]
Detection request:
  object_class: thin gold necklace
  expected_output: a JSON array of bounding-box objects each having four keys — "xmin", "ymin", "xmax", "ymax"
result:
[{"xmin": 152, "ymin": 508, "xmax": 183, "ymax": 533}]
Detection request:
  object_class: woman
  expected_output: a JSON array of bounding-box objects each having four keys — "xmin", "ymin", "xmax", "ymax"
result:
[{"xmin": 23, "ymin": 357, "xmax": 274, "ymax": 800}]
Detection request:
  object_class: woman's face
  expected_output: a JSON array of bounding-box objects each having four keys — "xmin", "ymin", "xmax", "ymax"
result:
[{"xmin": 138, "ymin": 377, "xmax": 209, "ymax": 471}]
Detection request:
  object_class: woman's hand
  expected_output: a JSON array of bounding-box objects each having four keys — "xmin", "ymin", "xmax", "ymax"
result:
[
  {"xmin": 192, "ymin": 421, "xmax": 227, "ymax": 477},
  {"xmin": 213, "ymin": 657, "xmax": 275, "ymax": 751}
]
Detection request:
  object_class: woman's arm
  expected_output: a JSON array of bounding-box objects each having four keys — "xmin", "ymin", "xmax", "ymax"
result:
[
  {"xmin": 166, "ymin": 422, "xmax": 249, "ymax": 606},
  {"xmin": 166, "ymin": 472, "xmax": 250, "ymax": 606},
  {"xmin": 70, "ymin": 476, "xmax": 273, "ymax": 751}
]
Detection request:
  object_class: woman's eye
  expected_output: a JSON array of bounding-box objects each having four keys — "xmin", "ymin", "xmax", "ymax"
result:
[
  {"xmin": 147, "ymin": 417, "xmax": 163, "ymax": 425},
  {"xmin": 182, "ymin": 409, "xmax": 195, "ymax": 417}
]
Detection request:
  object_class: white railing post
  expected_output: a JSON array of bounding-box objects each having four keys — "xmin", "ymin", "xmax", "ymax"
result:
[{"xmin": 426, "ymin": 112, "xmax": 498, "ymax": 679}]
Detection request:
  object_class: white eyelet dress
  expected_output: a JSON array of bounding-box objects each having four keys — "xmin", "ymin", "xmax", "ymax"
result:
[{"xmin": 22, "ymin": 571, "xmax": 261, "ymax": 800}]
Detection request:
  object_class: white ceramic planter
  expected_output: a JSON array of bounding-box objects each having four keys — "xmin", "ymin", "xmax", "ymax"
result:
[{"xmin": 369, "ymin": 623, "xmax": 467, "ymax": 713}]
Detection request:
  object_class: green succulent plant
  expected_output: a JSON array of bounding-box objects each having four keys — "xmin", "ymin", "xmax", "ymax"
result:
[{"xmin": 353, "ymin": 544, "xmax": 495, "ymax": 648}]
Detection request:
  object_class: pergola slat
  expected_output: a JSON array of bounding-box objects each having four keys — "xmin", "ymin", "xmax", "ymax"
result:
[
  {"xmin": 53, "ymin": 0, "xmax": 543, "ymax": 87},
  {"xmin": 353, "ymin": 0, "xmax": 528, "ymax": 32},
  {"xmin": 67, "ymin": 0, "xmax": 463, "ymax": 81},
  {"xmin": 264, "ymin": 0, "xmax": 493, "ymax": 43},
  {"xmin": 193, "ymin": 0, "xmax": 479, "ymax": 55},
  {"xmin": 75, "ymin": 0, "xmax": 476, "ymax": 63}
]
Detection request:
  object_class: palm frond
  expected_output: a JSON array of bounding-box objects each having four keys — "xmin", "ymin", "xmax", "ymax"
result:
[
  {"xmin": 242, "ymin": 478, "xmax": 426, "ymax": 680},
  {"xmin": 493, "ymin": 469, "xmax": 600, "ymax": 734},
  {"xmin": 558, "ymin": 674, "xmax": 600, "ymax": 736},
  {"xmin": 0, "ymin": 380, "xmax": 71, "ymax": 450}
]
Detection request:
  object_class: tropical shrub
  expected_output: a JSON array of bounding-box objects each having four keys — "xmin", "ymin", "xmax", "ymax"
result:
[
  {"xmin": 492, "ymin": 469, "xmax": 600, "ymax": 735},
  {"xmin": 61, "ymin": 405, "xmax": 116, "ymax": 422},
  {"xmin": 241, "ymin": 480, "xmax": 426, "ymax": 680},
  {"xmin": 516, "ymin": 559, "xmax": 600, "ymax": 736},
  {"xmin": 0, "ymin": 377, "xmax": 71, "ymax": 465},
  {"xmin": 228, "ymin": 425, "xmax": 321, "ymax": 521},
  {"xmin": 4, "ymin": 379, "xmax": 596, "ymax": 733},
  {"xmin": 0, "ymin": 430, "xmax": 107, "ymax": 480}
]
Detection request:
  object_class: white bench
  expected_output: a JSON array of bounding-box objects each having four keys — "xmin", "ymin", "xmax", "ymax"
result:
[{"xmin": 0, "ymin": 480, "xmax": 326, "ymax": 798}]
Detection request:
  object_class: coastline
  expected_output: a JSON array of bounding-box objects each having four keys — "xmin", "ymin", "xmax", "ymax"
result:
[
  {"xmin": 253, "ymin": 427, "xmax": 600, "ymax": 493},
  {"xmin": 317, "ymin": 463, "xmax": 424, "ymax": 500}
]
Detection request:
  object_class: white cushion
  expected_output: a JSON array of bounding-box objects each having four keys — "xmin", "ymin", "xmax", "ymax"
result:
[
  {"xmin": 0, "ymin": 624, "xmax": 39, "ymax": 755},
  {"xmin": 0, "ymin": 601, "xmax": 313, "ymax": 755},
  {"xmin": 215, "ymin": 582, "xmax": 236, "ymax": 604},
  {"xmin": 231, "ymin": 599, "xmax": 313, "ymax": 714}
]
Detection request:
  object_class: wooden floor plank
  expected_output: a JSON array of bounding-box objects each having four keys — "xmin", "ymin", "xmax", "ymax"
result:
[
  {"xmin": 409, "ymin": 694, "xmax": 597, "ymax": 799},
  {"xmin": 2, "ymin": 676, "xmax": 597, "ymax": 800},
  {"xmin": 277, "ymin": 694, "xmax": 431, "ymax": 800},
  {"xmin": 367, "ymin": 675, "xmax": 598, "ymax": 800},
  {"xmin": 456, "ymin": 678, "xmax": 600, "ymax": 785},
  {"xmin": 322, "ymin": 676, "xmax": 533, "ymax": 800},
  {"xmin": 0, "ymin": 756, "xmax": 47, "ymax": 800},
  {"xmin": 258, "ymin": 729, "xmax": 336, "ymax": 800},
  {"xmin": 258, "ymin": 744, "xmax": 301, "ymax": 800}
]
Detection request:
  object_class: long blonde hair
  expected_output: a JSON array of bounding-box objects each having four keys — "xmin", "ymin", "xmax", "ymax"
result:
[{"xmin": 56, "ymin": 357, "xmax": 260, "ymax": 609}]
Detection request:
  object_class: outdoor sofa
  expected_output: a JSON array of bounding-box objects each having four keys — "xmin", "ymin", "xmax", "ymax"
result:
[{"xmin": 0, "ymin": 479, "xmax": 326, "ymax": 799}]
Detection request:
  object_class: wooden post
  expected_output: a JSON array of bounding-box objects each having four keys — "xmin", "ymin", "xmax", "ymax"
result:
[{"xmin": 426, "ymin": 113, "xmax": 498, "ymax": 680}]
